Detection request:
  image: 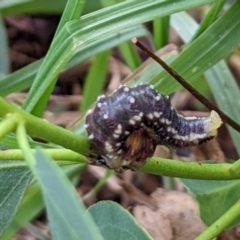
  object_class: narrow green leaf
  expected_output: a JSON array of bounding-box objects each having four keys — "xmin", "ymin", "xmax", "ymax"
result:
[
  {"xmin": 118, "ymin": 42, "xmax": 142, "ymax": 71},
  {"xmin": 80, "ymin": 50, "xmax": 110, "ymax": 113},
  {"xmin": 33, "ymin": 150, "xmax": 103, "ymax": 240},
  {"xmin": 21, "ymin": 0, "xmax": 216, "ymax": 117},
  {"xmin": 191, "ymin": 0, "xmax": 226, "ymax": 41},
  {"xmin": 156, "ymin": 1, "xmax": 240, "ymax": 95},
  {"xmin": 1, "ymin": 164, "xmax": 86, "ymax": 240},
  {"xmin": 55, "ymin": 0, "xmax": 86, "ymax": 36},
  {"xmin": 0, "ymin": 25, "xmax": 147, "ymax": 97},
  {"xmin": 181, "ymin": 178, "xmax": 240, "ymax": 229},
  {"xmin": 88, "ymin": 201, "xmax": 153, "ymax": 240},
  {"xmin": 0, "ymin": 163, "xmax": 32, "ymax": 236},
  {"xmin": 0, "ymin": 13, "xmax": 9, "ymax": 76},
  {"xmin": 153, "ymin": 16, "xmax": 170, "ymax": 49}
]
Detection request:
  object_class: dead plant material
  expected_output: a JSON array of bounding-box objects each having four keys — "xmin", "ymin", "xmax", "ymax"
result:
[{"xmin": 132, "ymin": 188, "xmax": 206, "ymax": 240}]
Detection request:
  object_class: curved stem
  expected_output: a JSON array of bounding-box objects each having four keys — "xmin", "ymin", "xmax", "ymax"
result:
[
  {"xmin": 0, "ymin": 149, "xmax": 86, "ymax": 163},
  {"xmin": 0, "ymin": 97, "xmax": 89, "ymax": 155},
  {"xmin": 1, "ymin": 148, "xmax": 240, "ymax": 180},
  {"xmin": 196, "ymin": 200, "xmax": 240, "ymax": 240}
]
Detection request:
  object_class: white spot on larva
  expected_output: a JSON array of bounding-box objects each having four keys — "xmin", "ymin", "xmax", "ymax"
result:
[
  {"xmin": 105, "ymin": 141, "xmax": 111, "ymax": 147},
  {"xmin": 103, "ymin": 114, "xmax": 109, "ymax": 119},
  {"xmin": 117, "ymin": 124, "xmax": 122, "ymax": 130},
  {"xmin": 115, "ymin": 127, "xmax": 122, "ymax": 134},
  {"xmin": 113, "ymin": 156, "xmax": 118, "ymax": 160},
  {"xmin": 128, "ymin": 96, "xmax": 135, "ymax": 104},
  {"xmin": 133, "ymin": 115, "xmax": 141, "ymax": 121},
  {"xmin": 139, "ymin": 112, "xmax": 143, "ymax": 117},
  {"xmin": 147, "ymin": 113, "xmax": 153, "ymax": 119},
  {"xmin": 84, "ymin": 124, "xmax": 89, "ymax": 129},
  {"xmin": 116, "ymin": 142, "xmax": 121, "ymax": 147},
  {"xmin": 160, "ymin": 118, "xmax": 166, "ymax": 123},
  {"xmin": 153, "ymin": 111, "xmax": 161, "ymax": 118},
  {"xmin": 125, "ymin": 131, "xmax": 130, "ymax": 135},
  {"xmin": 185, "ymin": 116, "xmax": 198, "ymax": 120},
  {"xmin": 88, "ymin": 134, "xmax": 94, "ymax": 139},
  {"xmin": 113, "ymin": 134, "xmax": 119, "ymax": 139},
  {"xmin": 86, "ymin": 109, "xmax": 93, "ymax": 116},
  {"xmin": 172, "ymin": 129, "xmax": 177, "ymax": 134},
  {"xmin": 108, "ymin": 155, "xmax": 113, "ymax": 159},
  {"xmin": 166, "ymin": 119, "xmax": 171, "ymax": 125},
  {"xmin": 167, "ymin": 127, "xmax": 172, "ymax": 132},
  {"xmin": 129, "ymin": 119, "xmax": 136, "ymax": 125},
  {"xmin": 124, "ymin": 87, "xmax": 129, "ymax": 92},
  {"xmin": 117, "ymin": 149, "xmax": 122, "ymax": 154},
  {"xmin": 140, "ymin": 90, "xmax": 145, "ymax": 94},
  {"xmin": 97, "ymin": 102, "xmax": 102, "ymax": 108},
  {"xmin": 140, "ymin": 123, "xmax": 145, "ymax": 126},
  {"xmin": 97, "ymin": 95, "xmax": 105, "ymax": 101},
  {"xmin": 155, "ymin": 95, "xmax": 161, "ymax": 101},
  {"xmin": 149, "ymin": 85, "xmax": 154, "ymax": 89}
]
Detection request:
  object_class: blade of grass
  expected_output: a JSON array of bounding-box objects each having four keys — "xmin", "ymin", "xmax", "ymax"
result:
[
  {"xmin": 0, "ymin": 25, "xmax": 147, "ymax": 96},
  {"xmin": 155, "ymin": 1, "xmax": 240, "ymax": 95},
  {"xmin": 118, "ymin": 42, "xmax": 142, "ymax": 71},
  {"xmin": 191, "ymin": 0, "xmax": 226, "ymax": 41},
  {"xmin": 153, "ymin": 16, "xmax": 170, "ymax": 49},
  {"xmin": 0, "ymin": 13, "xmax": 9, "ymax": 76},
  {"xmin": 21, "ymin": 0, "xmax": 216, "ymax": 117},
  {"xmin": 80, "ymin": 50, "xmax": 110, "ymax": 113}
]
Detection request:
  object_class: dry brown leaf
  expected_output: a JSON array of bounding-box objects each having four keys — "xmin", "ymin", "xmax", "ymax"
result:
[{"xmin": 132, "ymin": 188, "xmax": 206, "ymax": 240}]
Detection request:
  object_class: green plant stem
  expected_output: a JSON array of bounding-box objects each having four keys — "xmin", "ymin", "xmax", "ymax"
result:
[
  {"xmin": 82, "ymin": 169, "xmax": 113, "ymax": 202},
  {"xmin": 196, "ymin": 200, "xmax": 240, "ymax": 240},
  {"xmin": 140, "ymin": 157, "xmax": 239, "ymax": 180},
  {"xmin": 0, "ymin": 114, "xmax": 19, "ymax": 139},
  {"xmin": 0, "ymin": 149, "xmax": 86, "ymax": 163},
  {"xmin": 0, "ymin": 97, "xmax": 89, "ymax": 155},
  {"xmin": 1, "ymin": 147, "xmax": 240, "ymax": 180},
  {"xmin": 229, "ymin": 159, "xmax": 240, "ymax": 173}
]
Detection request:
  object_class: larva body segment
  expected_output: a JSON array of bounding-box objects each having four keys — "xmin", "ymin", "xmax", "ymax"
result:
[{"xmin": 85, "ymin": 84, "xmax": 222, "ymax": 172}]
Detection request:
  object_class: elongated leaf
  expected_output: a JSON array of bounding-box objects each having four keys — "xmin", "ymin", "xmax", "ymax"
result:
[
  {"xmin": 0, "ymin": 14, "xmax": 9, "ymax": 76},
  {"xmin": 156, "ymin": 1, "xmax": 240, "ymax": 95},
  {"xmin": 33, "ymin": 150, "xmax": 103, "ymax": 240},
  {"xmin": 0, "ymin": 25, "xmax": 148, "ymax": 97},
  {"xmin": 88, "ymin": 201, "xmax": 153, "ymax": 240},
  {"xmin": 0, "ymin": 163, "xmax": 31, "ymax": 236},
  {"xmin": 1, "ymin": 164, "xmax": 86, "ymax": 240},
  {"xmin": 181, "ymin": 178, "xmax": 240, "ymax": 229},
  {"xmin": 21, "ymin": 0, "xmax": 216, "ymax": 116}
]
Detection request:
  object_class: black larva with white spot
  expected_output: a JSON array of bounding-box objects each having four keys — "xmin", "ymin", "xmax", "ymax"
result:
[{"xmin": 85, "ymin": 84, "xmax": 222, "ymax": 172}]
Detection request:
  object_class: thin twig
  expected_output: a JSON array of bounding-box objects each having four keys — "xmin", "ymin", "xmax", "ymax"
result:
[{"xmin": 132, "ymin": 37, "xmax": 240, "ymax": 133}]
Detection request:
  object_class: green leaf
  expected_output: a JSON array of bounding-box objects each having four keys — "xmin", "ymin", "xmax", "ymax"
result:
[
  {"xmin": 21, "ymin": 0, "xmax": 216, "ymax": 116},
  {"xmin": 88, "ymin": 201, "xmax": 153, "ymax": 240},
  {"xmin": 80, "ymin": 50, "xmax": 110, "ymax": 113},
  {"xmin": 1, "ymin": 164, "xmax": 86, "ymax": 240},
  {"xmin": 0, "ymin": 14, "xmax": 9, "ymax": 76},
  {"xmin": 156, "ymin": 1, "xmax": 240, "ymax": 95},
  {"xmin": 0, "ymin": 163, "xmax": 32, "ymax": 236},
  {"xmin": 33, "ymin": 150, "xmax": 103, "ymax": 240},
  {"xmin": 181, "ymin": 178, "xmax": 240, "ymax": 229}
]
